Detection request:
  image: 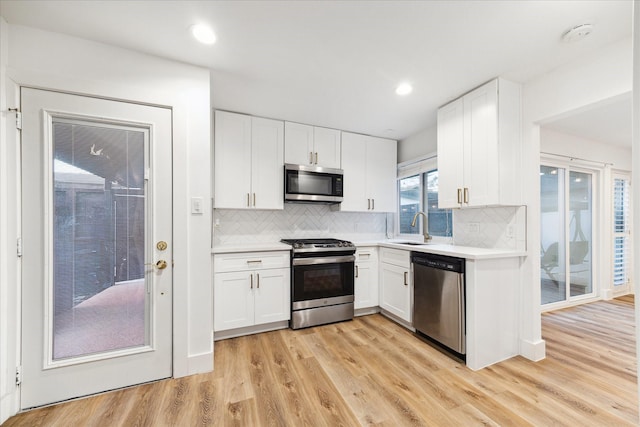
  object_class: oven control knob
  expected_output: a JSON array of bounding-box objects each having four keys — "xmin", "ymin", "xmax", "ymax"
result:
[{"xmin": 294, "ymin": 242, "xmax": 303, "ymax": 249}]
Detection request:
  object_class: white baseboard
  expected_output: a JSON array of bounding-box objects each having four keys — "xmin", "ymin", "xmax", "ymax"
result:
[
  {"xmin": 355, "ymin": 307, "xmax": 380, "ymax": 317},
  {"xmin": 520, "ymin": 338, "xmax": 546, "ymax": 362},
  {"xmin": 1, "ymin": 390, "xmax": 18, "ymax": 425},
  {"xmin": 182, "ymin": 352, "xmax": 213, "ymax": 377},
  {"xmin": 379, "ymin": 309, "xmax": 415, "ymax": 332},
  {"xmin": 213, "ymin": 320, "xmax": 289, "ymax": 341}
]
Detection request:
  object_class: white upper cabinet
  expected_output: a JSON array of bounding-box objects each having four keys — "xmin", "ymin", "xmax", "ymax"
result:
[
  {"xmin": 340, "ymin": 132, "xmax": 397, "ymax": 212},
  {"xmin": 284, "ymin": 122, "xmax": 341, "ymax": 169},
  {"xmin": 214, "ymin": 111, "xmax": 284, "ymax": 210},
  {"xmin": 437, "ymin": 78, "xmax": 521, "ymax": 209}
]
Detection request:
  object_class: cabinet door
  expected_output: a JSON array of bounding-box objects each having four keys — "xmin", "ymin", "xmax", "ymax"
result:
[
  {"xmin": 214, "ymin": 111, "xmax": 252, "ymax": 208},
  {"xmin": 284, "ymin": 122, "xmax": 314, "ymax": 165},
  {"xmin": 340, "ymin": 132, "xmax": 369, "ymax": 211},
  {"xmin": 254, "ymin": 268, "xmax": 290, "ymax": 325},
  {"xmin": 313, "ymin": 126, "xmax": 341, "ymax": 168},
  {"xmin": 354, "ymin": 262, "xmax": 378, "ymax": 309},
  {"xmin": 463, "ymin": 79, "xmax": 498, "ymax": 206},
  {"xmin": 436, "ymin": 99, "xmax": 465, "ymax": 209},
  {"xmin": 366, "ymin": 136, "xmax": 397, "ymax": 212},
  {"xmin": 379, "ymin": 263, "xmax": 411, "ymax": 322},
  {"xmin": 251, "ymin": 117, "xmax": 284, "ymax": 210},
  {"xmin": 214, "ymin": 272, "xmax": 254, "ymax": 331}
]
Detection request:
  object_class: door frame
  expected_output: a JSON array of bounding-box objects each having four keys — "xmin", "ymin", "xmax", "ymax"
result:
[{"xmin": 540, "ymin": 155, "xmax": 604, "ymax": 312}]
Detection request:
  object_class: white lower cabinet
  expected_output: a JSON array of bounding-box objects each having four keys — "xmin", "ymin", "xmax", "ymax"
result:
[
  {"xmin": 214, "ymin": 251, "xmax": 290, "ymax": 333},
  {"xmin": 378, "ymin": 248, "xmax": 411, "ymax": 323},
  {"xmin": 354, "ymin": 247, "xmax": 378, "ymax": 310}
]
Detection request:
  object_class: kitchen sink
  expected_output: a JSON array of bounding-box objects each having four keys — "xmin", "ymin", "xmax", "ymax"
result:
[{"xmin": 392, "ymin": 241, "xmax": 431, "ymax": 246}]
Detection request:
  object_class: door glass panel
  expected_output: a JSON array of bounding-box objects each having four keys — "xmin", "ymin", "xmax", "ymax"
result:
[
  {"xmin": 52, "ymin": 119, "xmax": 147, "ymax": 360},
  {"xmin": 568, "ymin": 171, "xmax": 592, "ymax": 296},
  {"xmin": 540, "ymin": 166, "xmax": 566, "ymax": 304}
]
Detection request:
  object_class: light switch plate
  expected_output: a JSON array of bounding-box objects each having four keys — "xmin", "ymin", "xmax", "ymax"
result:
[{"xmin": 191, "ymin": 197, "xmax": 203, "ymax": 214}]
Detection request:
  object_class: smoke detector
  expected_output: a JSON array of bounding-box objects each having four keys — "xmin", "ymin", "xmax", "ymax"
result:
[{"xmin": 562, "ymin": 24, "xmax": 594, "ymax": 43}]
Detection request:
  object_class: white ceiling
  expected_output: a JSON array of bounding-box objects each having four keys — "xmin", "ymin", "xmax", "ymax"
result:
[{"xmin": 0, "ymin": 0, "xmax": 633, "ymax": 141}]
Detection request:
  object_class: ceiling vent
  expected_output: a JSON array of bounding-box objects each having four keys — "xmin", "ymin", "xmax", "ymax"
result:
[{"xmin": 562, "ymin": 24, "xmax": 594, "ymax": 43}]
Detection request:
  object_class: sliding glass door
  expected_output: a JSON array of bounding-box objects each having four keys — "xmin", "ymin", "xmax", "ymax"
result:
[{"xmin": 540, "ymin": 164, "xmax": 594, "ymax": 306}]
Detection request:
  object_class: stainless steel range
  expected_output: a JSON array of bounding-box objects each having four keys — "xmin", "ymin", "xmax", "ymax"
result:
[{"xmin": 281, "ymin": 238, "xmax": 356, "ymax": 329}]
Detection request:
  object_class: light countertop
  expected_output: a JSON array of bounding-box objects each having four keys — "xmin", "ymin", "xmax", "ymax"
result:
[
  {"xmin": 212, "ymin": 240, "xmax": 526, "ymax": 260},
  {"xmin": 377, "ymin": 241, "xmax": 526, "ymax": 260},
  {"xmin": 212, "ymin": 242, "xmax": 291, "ymax": 254}
]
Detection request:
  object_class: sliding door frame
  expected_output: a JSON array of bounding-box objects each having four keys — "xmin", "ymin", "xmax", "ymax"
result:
[{"xmin": 540, "ymin": 156, "xmax": 604, "ymax": 312}]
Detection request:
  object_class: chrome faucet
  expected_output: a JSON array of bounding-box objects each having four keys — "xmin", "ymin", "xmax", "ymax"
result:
[{"xmin": 411, "ymin": 211, "xmax": 432, "ymax": 243}]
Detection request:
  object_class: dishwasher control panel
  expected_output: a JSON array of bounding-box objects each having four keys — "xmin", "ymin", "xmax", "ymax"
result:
[{"xmin": 411, "ymin": 253, "xmax": 464, "ymax": 273}]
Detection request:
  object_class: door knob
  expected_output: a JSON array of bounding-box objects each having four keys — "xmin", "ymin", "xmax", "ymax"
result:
[{"xmin": 146, "ymin": 260, "xmax": 168, "ymax": 270}]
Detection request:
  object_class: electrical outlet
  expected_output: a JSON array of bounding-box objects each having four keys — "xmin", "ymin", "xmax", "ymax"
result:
[
  {"xmin": 467, "ymin": 222, "xmax": 480, "ymax": 233},
  {"xmin": 507, "ymin": 225, "xmax": 514, "ymax": 238}
]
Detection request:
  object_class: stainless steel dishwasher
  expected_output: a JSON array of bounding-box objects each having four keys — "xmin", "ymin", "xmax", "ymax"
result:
[{"xmin": 411, "ymin": 252, "xmax": 465, "ymax": 358}]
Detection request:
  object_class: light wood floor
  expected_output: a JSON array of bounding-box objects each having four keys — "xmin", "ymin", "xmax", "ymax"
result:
[{"xmin": 4, "ymin": 296, "xmax": 638, "ymax": 426}]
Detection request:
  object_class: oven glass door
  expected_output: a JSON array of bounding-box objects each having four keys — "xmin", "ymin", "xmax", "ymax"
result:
[{"xmin": 292, "ymin": 260, "xmax": 354, "ymax": 302}]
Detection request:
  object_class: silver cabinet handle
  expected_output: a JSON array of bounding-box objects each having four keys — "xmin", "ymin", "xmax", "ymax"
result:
[
  {"xmin": 464, "ymin": 187, "xmax": 469, "ymax": 204},
  {"xmin": 309, "ymin": 152, "xmax": 314, "ymax": 164},
  {"xmin": 371, "ymin": 199, "xmax": 375, "ymax": 210},
  {"xmin": 367, "ymin": 199, "xmax": 371, "ymax": 210},
  {"xmin": 253, "ymin": 193, "xmax": 256, "ymax": 207},
  {"xmin": 246, "ymin": 260, "xmax": 262, "ymax": 265},
  {"xmin": 315, "ymin": 152, "xmax": 318, "ymax": 164},
  {"xmin": 457, "ymin": 188, "xmax": 462, "ymax": 204},
  {"xmin": 250, "ymin": 273, "xmax": 253, "ymax": 289},
  {"xmin": 257, "ymin": 273, "xmax": 260, "ymax": 289},
  {"xmin": 355, "ymin": 265, "xmax": 359, "ymax": 278},
  {"xmin": 247, "ymin": 193, "xmax": 250, "ymax": 207},
  {"xmin": 404, "ymin": 272, "xmax": 408, "ymax": 286}
]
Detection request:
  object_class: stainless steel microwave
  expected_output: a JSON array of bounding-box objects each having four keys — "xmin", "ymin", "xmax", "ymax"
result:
[{"xmin": 284, "ymin": 164, "xmax": 344, "ymax": 204}]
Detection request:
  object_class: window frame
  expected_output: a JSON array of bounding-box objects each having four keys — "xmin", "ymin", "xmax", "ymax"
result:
[{"xmin": 396, "ymin": 155, "xmax": 453, "ymax": 243}]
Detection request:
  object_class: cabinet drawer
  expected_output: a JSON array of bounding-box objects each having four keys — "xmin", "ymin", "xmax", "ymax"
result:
[
  {"xmin": 214, "ymin": 251, "xmax": 290, "ymax": 273},
  {"xmin": 380, "ymin": 247, "xmax": 410, "ymax": 268},
  {"xmin": 356, "ymin": 247, "xmax": 378, "ymax": 263}
]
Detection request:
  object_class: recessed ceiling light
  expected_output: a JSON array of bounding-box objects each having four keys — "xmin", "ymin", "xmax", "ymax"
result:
[
  {"xmin": 562, "ymin": 23, "xmax": 593, "ymax": 43},
  {"xmin": 395, "ymin": 83, "xmax": 413, "ymax": 96},
  {"xmin": 191, "ymin": 24, "xmax": 217, "ymax": 45}
]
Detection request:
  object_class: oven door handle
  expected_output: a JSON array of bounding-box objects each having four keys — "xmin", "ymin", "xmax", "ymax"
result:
[{"xmin": 292, "ymin": 255, "xmax": 356, "ymax": 266}]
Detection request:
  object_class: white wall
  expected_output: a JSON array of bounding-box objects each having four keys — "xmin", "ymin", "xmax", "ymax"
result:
[
  {"xmin": 541, "ymin": 128, "xmax": 631, "ymax": 171},
  {"xmin": 398, "ymin": 125, "xmax": 436, "ymax": 163},
  {"xmin": 0, "ymin": 22, "xmax": 212, "ymax": 422},
  {"xmin": 521, "ymin": 36, "xmax": 632, "ymax": 362}
]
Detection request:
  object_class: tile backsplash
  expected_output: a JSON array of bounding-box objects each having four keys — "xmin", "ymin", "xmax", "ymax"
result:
[
  {"xmin": 453, "ymin": 206, "xmax": 527, "ymax": 251},
  {"xmin": 214, "ymin": 203, "xmax": 527, "ymax": 251},
  {"xmin": 213, "ymin": 204, "xmax": 392, "ymax": 245}
]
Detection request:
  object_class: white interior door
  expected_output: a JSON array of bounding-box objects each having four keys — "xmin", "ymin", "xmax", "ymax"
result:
[{"xmin": 20, "ymin": 88, "xmax": 173, "ymax": 409}]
